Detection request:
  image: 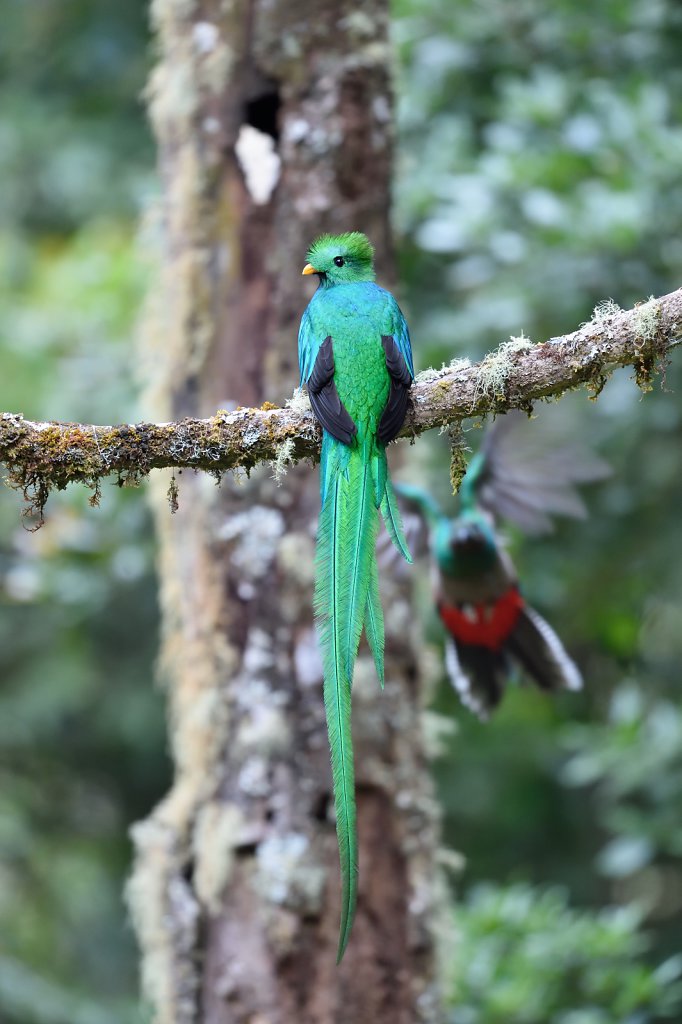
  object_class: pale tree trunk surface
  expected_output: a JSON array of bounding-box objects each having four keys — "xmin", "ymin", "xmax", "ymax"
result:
[{"xmin": 128, "ymin": 2, "xmax": 441, "ymax": 1023}]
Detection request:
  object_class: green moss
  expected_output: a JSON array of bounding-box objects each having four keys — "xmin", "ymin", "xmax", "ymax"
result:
[
  {"xmin": 0, "ymin": 416, "xmax": 178, "ymax": 526},
  {"xmin": 629, "ymin": 298, "xmax": 663, "ymax": 392},
  {"xmin": 449, "ymin": 428, "xmax": 468, "ymax": 496},
  {"xmin": 476, "ymin": 333, "xmax": 533, "ymax": 400},
  {"xmin": 586, "ymin": 371, "xmax": 608, "ymax": 401},
  {"xmin": 167, "ymin": 474, "xmax": 180, "ymax": 513}
]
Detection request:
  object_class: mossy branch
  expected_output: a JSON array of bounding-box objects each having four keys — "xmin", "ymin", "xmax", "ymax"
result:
[{"xmin": 2, "ymin": 287, "xmax": 680, "ymax": 521}]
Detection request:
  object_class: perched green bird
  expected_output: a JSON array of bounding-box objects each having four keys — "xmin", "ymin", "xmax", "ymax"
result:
[
  {"xmin": 394, "ymin": 413, "xmax": 609, "ymax": 718},
  {"xmin": 298, "ymin": 232, "xmax": 414, "ymax": 961}
]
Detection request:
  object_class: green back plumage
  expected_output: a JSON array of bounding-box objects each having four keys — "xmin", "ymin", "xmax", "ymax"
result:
[{"xmin": 300, "ymin": 233, "xmax": 414, "ymax": 962}]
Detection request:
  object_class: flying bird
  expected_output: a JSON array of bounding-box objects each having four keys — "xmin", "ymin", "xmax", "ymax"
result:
[
  {"xmin": 298, "ymin": 232, "xmax": 414, "ymax": 961},
  {"xmin": 395, "ymin": 413, "xmax": 609, "ymax": 719}
]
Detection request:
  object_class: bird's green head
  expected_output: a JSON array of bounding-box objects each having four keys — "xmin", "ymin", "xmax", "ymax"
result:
[
  {"xmin": 435, "ymin": 510, "xmax": 498, "ymax": 577},
  {"xmin": 302, "ymin": 232, "xmax": 375, "ymax": 286}
]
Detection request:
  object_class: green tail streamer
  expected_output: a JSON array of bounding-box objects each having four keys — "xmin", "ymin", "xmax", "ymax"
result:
[
  {"xmin": 363, "ymin": 556, "xmax": 385, "ymax": 689},
  {"xmin": 380, "ymin": 475, "xmax": 413, "ymax": 563},
  {"xmin": 314, "ymin": 433, "xmax": 409, "ymax": 962}
]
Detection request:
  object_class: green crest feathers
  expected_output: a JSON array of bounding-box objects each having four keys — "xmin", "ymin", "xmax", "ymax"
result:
[{"xmin": 307, "ymin": 231, "xmax": 375, "ymax": 268}]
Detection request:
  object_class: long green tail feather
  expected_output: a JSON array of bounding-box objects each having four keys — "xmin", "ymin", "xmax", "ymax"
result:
[
  {"xmin": 314, "ymin": 468, "xmax": 358, "ymax": 963},
  {"xmin": 371, "ymin": 445, "xmax": 387, "ymax": 507},
  {"xmin": 363, "ymin": 556, "xmax": 385, "ymax": 688},
  {"xmin": 315, "ymin": 438, "xmax": 383, "ymax": 963},
  {"xmin": 343, "ymin": 452, "xmax": 377, "ymax": 679},
  {"xmin": 380, "ymin": 476, "xmax": 413, "ymax": 563},
  {"xmin": 315, "ymin": 436, "xmax": 406, "ymax": 961}
]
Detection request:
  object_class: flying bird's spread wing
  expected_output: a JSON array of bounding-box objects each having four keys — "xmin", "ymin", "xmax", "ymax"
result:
[{"xmin": 466, "ymin": 410, "xmax": 611, "ymax": 535}]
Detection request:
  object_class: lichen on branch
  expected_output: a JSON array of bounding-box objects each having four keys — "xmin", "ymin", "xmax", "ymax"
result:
[{"xmin": 1, "ymin": 286, "xmax": 680, "ymax": 523}]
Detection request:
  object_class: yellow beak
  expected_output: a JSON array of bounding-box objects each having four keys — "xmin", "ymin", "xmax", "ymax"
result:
[{"xmin": 302, "ymin": 263, "xmax": 317, "ymax": 275}]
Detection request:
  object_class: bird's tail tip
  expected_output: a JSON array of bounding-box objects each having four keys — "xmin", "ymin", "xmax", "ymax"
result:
[{"xmin": 336, "ymin": 907, "xmax": 355, "ymax": 964}]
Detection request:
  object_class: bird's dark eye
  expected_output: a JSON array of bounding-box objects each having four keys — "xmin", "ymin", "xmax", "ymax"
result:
[{"xmin": 333, "ymin": 256, "xmax": 345, "ymax": 267}]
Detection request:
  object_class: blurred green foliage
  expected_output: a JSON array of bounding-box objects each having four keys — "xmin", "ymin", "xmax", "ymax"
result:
[
  {"xmin": 395, "ymin": 0, "xmax": 682, "ymax": 348},
  {"xmin": 447, "ymin": 884, "xmax": 682, "ymax": 1023},
  {"xmin": 562, "ymin": 684, "xmax": 682, "ymax": 886},
  {"xmin": 1, "ymin": 0, "xmax": 151, "ymax": 236},
  {"xmin": 0, "ymin": 3, "xmax": 162, "ymax": 1022},
  {"xmin": 1, "ymin": 0, "xmax": 681, "ymax": 1020}
]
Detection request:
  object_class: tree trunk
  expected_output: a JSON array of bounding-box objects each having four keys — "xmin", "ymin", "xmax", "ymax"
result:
[{"xmin": 128, "ymin": 2, "xmax": 440, "ymax": 1022}]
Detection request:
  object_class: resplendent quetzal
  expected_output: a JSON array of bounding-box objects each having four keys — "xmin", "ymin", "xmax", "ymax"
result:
[
  {"xmin": 395, "ymin": 412, "xmax": 609, "ymax": 719},
  {"xmin": 298, "ymin": 232, "xmax": 414, "ymax": 961}
]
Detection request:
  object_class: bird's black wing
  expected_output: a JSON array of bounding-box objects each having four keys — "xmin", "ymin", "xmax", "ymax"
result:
[
  {"xmin": 445, "ymin": 639, "xmax": 509, "ymax": 721},
  {"xmin": 307, "ymin": 336, "xmax": 357, "ymax": 446},
  {"xmin": 377, "ymin": 335, "xmax": 413, "ymax": 444},
  {"xmin": 506, "ymin": 605, "xmax": 582, "ymax": 693}
]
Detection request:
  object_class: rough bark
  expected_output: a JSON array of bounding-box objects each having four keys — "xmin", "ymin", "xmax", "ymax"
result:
[
  {"xmin": 119, "ymin": 3, "xmax": 439, "ymax": 1024},
  {"xmin": 1, "ymin": 289, "xmax": 679, "ymax": 514}
]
